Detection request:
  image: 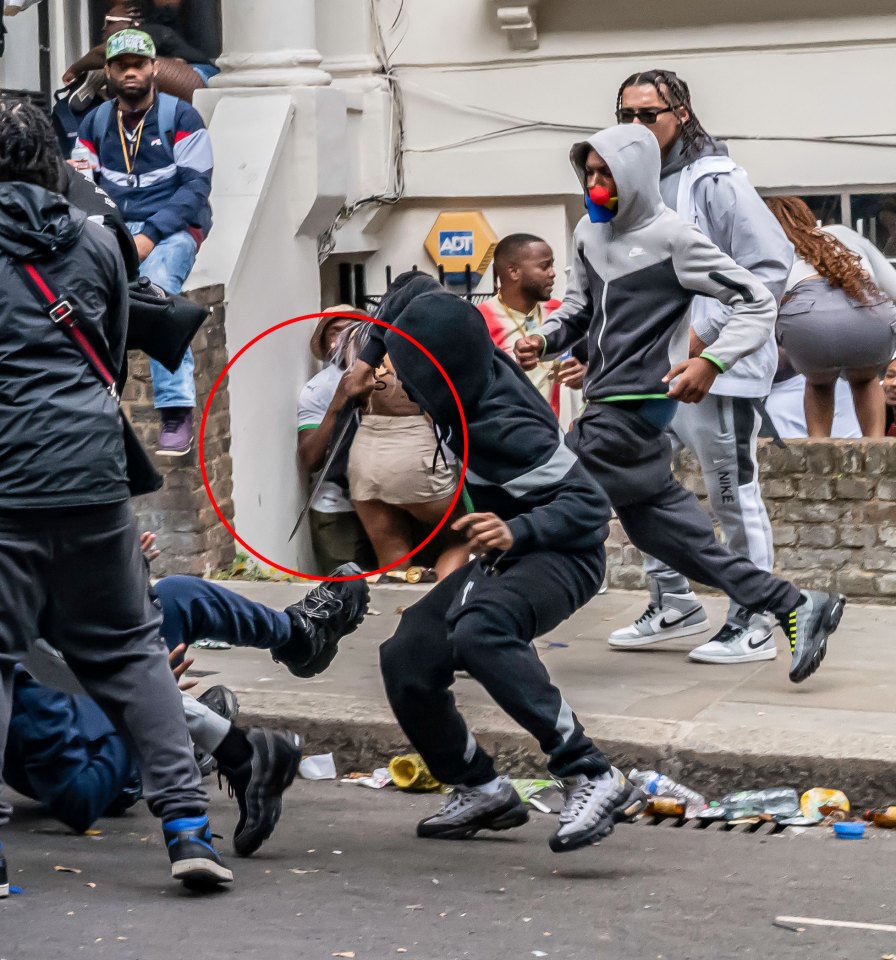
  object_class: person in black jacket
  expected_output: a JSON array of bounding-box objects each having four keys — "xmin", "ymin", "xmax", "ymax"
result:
[
  {"xmin": 344, "ymin": 274, "xmax": 647, "ymax": 853},
  {"xmin": 0, "ymin": 98, "xmax": 230, "ymax": 894}
]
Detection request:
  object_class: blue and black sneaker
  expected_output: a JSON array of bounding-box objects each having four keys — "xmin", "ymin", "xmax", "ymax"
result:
[
  {"xmin": 0, "ymin": 841, "xmax": 8, "ymax": 898},
  {"xmin": 163, "ymin": 815, "xmax": 233, "ymax": 889}
]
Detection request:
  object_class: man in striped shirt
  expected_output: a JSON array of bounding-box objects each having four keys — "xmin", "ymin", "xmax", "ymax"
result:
[{"xmin": 77, "ymin": 29, "xmax": 213, "ymax": 456}]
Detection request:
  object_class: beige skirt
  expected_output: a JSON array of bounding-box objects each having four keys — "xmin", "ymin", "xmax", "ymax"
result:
[{"xmin": 347, "ymin": 415, "xmax": 457, "ymax": 504}]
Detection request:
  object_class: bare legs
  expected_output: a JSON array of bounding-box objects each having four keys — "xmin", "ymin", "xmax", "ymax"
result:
[
  {"xmin": 804, "ymin": 366, "xmax": 885, "ymax": 438},
  {"xmin": 352, "ymin": 497, "xmax": 469, "ymax": 579}
]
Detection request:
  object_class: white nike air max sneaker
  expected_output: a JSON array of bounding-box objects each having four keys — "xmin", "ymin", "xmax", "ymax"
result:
[
  {"xmin": 608, "ymin": 590, "xmax": 709, "ymax": 648},
  {"xmin": 688, "ymin": 614, "xmax": 777, "ymax": 664}
]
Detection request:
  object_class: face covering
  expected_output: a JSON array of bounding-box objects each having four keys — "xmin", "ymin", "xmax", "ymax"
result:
[{"xmin": 585, "ymin": 184, "xmax": 618, "ymax": 223}]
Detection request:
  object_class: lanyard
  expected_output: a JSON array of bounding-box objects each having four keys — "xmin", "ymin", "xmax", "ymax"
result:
[
  {"xmin": 117, "ymin": 109, "xmax": 147, "ymax": 187},
  {"xmin": 497, "ymin": 293, "xmax": 542, "ymax": 341}
]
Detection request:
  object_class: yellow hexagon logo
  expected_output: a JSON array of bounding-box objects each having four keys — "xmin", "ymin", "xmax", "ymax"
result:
[{"xmin": 424, "ymin": 211, "xmax": 498, "ymax": 282}]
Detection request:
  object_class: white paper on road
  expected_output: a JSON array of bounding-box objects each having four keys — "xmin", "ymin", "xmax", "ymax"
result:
[
  {"xmin": 775, "ymin": 916, "xmax": 896, "ymax": 933},
  {"xmin": 300, "ymin": 753, "xmax": 337, "ymax": 780}
]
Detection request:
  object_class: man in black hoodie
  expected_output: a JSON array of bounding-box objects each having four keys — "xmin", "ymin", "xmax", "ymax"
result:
[
  {"xmin": 344, "ymin": 273, "xmax": 647, "ymax": 853},
  {"xmin": 0, "ymin": 99, "xmax": 230, "ymax": 894}
]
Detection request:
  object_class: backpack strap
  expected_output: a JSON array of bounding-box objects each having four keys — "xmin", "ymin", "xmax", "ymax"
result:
[
  {"xmin": 156, "ymin": 92, "xmax": 178, "ymax": 161},
  {"xmin": 88, "ymin": 98, "xmax": 115, "ymax": 159}
]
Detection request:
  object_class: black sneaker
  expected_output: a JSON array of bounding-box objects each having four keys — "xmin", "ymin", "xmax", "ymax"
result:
[
  {"xmin": 198, "ymin": 685, "xmax": 240, "ymax": 721},
  {"xmin": 777, "ymin": 590, "xmax": 846, "ymax": 684},
  {"xmin": 549, "ymin": 767, "xmax": 648, "ymax": 853},
  {"xmin": 274, "ymin": 564, "xmax": 369, "ymax": 677},
  {"xmin": 163, "ymin": 815, "xmax": 233, "ymax": 888},
  {"xmin": 220, "ymin": 727, "xmax": 303, "ymax": 857},
  {"xmin": 0, "ymin": 841, "xmax": 9, "ymax": 898},
  {"xmin": 194, "ymin": 686, "xmax": 241, "ymax": 777},
  {"xmin": 416, "ymin": 778, "xmax": 529, "ymax": 840}
]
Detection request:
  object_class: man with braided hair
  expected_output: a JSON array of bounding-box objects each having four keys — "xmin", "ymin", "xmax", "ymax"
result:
[
  {"xmin": 0, "ymin": 98, "xmax": 230, "ymax": 892},
  {"xmin": 607, "ymin": 69, "xmax": 795, "ymax": 666}
]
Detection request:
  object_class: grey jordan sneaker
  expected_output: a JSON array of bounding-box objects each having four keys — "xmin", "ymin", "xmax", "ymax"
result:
[
  {"xmin": 416, "ymin": 777, "xmax": 529, "ymax": 840},
  {"xmin": 689, "ymin": 611, "xmax": 777, "ymax": 664},
  {"xmin": 549, "ymin": 767, "xmax": 648, "ymax": 853},
  {"xmin": 777, "ymin": 590, "xmax": 846, "ymax": 684},
  {"xmin": 609, "ymin": 586, "xmax": 709, "ymax": 648}
]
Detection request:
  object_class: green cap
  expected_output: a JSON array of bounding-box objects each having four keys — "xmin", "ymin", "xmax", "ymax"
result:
[{"xmin": 105, "ymin": 29, "xmax": 156, "ymax": 62}]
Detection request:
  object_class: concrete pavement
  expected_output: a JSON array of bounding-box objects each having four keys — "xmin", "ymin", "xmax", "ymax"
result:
[{"xmin": 186, "ymin": 581, "xmax": 896, "ymax": 806}]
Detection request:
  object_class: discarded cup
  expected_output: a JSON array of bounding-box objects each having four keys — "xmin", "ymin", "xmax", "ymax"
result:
[
  {"xmin": 388, "ymin": 754, "xmax": 441, "ymax": 792},
  {"xmin": 299, "ymin": 753, "xmax": 337, "ymax": 780}
]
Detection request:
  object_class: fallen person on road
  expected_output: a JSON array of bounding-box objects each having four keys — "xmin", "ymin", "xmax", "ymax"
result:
[{"xmin": 7, "ymin": 535, "xmax": 369, "ymax": 858}]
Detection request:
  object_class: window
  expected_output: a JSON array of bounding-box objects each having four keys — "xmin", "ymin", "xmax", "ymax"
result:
[{"xmin": 850, "ymin": 193, "xmax": 896, "ymax": 258}]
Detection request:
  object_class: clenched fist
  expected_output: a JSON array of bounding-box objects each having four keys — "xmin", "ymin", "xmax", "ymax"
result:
[{"xmin": 513, "ymin": 335, "xmax": 545, "ymax": 371}]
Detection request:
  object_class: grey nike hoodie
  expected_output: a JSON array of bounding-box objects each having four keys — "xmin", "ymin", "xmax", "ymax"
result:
[{"xmin": 537, "ymin": 125, "xmax": 777, "ymax": 402}]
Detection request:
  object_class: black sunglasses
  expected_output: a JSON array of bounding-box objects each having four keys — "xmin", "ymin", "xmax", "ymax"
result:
[{"xmin": 616, "ymin": 106, "xmax": 676, "ymax": 125}]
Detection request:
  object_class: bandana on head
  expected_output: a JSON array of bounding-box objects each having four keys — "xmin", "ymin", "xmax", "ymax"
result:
[{"xmin": 585, "ymin": 185, "xmax": 618, "ymax": 223}]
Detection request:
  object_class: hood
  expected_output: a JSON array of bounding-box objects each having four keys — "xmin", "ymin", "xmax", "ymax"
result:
[
  {"xmin": 570, "ymin": 125, "xmax": 664, "ymax": 233},
  {"xmin": 661, "ymin": 133, "xmax": 728, "ymax": 179},
  {"xmin": 0, "ymin": 182, "xmax": 85, "ymax": 259},
  {"xmin": 385, "ymin": 287, "xmax": 562, "ymax": 486},
  {"xmin": 376, "ymin": 270, "xmax": 444, "ymax": 326},
  {"xmin": 384, "ymin": 290, "xmax": 493, "ymax": 442}
]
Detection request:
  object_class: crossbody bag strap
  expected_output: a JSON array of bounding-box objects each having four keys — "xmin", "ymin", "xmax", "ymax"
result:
[{"xmin": 11, "ymin": 259, "xmax": 120, "ymax": 402}]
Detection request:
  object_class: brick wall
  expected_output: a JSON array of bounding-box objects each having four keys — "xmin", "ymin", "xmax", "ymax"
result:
[
  {"xmin": 120, "ymin": 285, "xmax": 236, "ymax": 577},
  {"xmin": 604, "ymin": 439, "xmax": 896, "ymax": 603}
]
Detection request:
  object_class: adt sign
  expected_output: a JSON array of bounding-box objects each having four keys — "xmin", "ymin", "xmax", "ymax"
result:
[
  {"xmin": 425, "ymin": 211, "xmax": 498, "ymax": 284},
  {"xmin": 438, "ymin": 230, "xmax": 474, "ymax": 257}
]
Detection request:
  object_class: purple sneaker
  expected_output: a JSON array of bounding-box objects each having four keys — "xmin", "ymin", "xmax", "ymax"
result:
[{"xmin": 157, "ymin": 408, "xmax": 194, "ymax": 457}]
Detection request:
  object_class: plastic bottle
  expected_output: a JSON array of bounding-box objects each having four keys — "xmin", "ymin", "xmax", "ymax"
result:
[
  {"xmin": 628, "ymin": 769, "xmax": 706, "ymax": 818},
  {"xmin": 718, "ymin": 788, "xmax": 800, "ymax": 821},
  {"xmin": 70, "ymin": 143, "xmax": 95, "ymax": 179}
]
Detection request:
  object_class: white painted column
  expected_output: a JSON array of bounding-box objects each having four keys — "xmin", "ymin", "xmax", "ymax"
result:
[
  {"xmin": 210, "ymin": 0, "xmax": 331, "ymax": 88},
  {"xmin": 190, "ymin": 0, "xmax": 351, "ymax": 573}
]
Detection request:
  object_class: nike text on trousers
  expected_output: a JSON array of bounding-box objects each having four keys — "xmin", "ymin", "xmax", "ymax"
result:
[{"xmin": 644, "ymin": 395, "xmax": 775, "ymax": 617}]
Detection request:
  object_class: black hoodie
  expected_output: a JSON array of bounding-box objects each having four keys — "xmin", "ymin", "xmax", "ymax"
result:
[
  {"xmin": 379, "ymin": 286, "xmax": 611, "ymax": 557},
  {"xmin": 0, "ymin": 182, "xmax": 130, "ymax": 508}
]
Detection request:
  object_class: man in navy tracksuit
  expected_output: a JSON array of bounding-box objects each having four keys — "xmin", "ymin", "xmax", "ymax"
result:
[
  {"xmin": 344, "ymin": 274, "xmax": 647, "ymax": 853},
  {"xmin": 77, "ymin": 29, "xmax": 213, "ymax": 455}
]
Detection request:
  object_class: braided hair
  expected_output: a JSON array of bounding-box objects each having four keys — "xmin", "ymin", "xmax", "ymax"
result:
[
  {"xmin": 765, "ymin": 196, "xmax": 880, "ymax": 304},
  {"xmin": 616, "ymin": 69, "xmax": 711, "ymax": 159},
  {"xmin": 0, "ymin": 97, "xmax": 63, "ymax": 192}
]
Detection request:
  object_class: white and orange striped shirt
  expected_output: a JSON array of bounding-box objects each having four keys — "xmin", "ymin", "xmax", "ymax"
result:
[{"xmin": 478, "ymin": 294, "xmax": 563, "ymax": 416}]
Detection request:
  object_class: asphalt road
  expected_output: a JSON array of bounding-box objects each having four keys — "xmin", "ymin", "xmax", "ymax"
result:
[{"xmin": 1, "ymin": 781, "xmax": 893, "ymax": 960}]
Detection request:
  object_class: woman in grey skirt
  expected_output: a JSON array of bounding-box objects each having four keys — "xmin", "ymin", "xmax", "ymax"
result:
[{"xmin": 766, "ymin": 197, "xmax": 896, "ymax": 437}]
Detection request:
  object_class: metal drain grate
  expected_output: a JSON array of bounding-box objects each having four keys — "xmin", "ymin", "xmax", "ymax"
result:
[{"xmin": 631, "ymin": 813, "xmax": 795, "ymax": 836}]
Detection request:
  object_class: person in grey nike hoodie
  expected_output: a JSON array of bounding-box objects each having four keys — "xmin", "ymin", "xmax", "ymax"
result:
[
  {"xmin": 515, "ymin": 124, "xmax": 845, "ymax": 685},
  {"xmin": 614, "ymin": 69, "xmax": 793, "ymax": 661}
]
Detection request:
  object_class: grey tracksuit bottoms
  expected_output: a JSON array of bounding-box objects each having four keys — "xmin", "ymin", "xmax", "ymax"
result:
[
  {"xmin": 0, "ymin": 501, "xmax": 207, "ymax": 821},
  {"xmin": 380, "ymin": 551, "xmax": 610, "ymax": 787},
  {"xmin": 566, "ymin": 402, "xmax": 799, "ymax": 616},
  {"xmin": 643, "ymin": 395, "xmax": 775, "ymax": 619}
]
